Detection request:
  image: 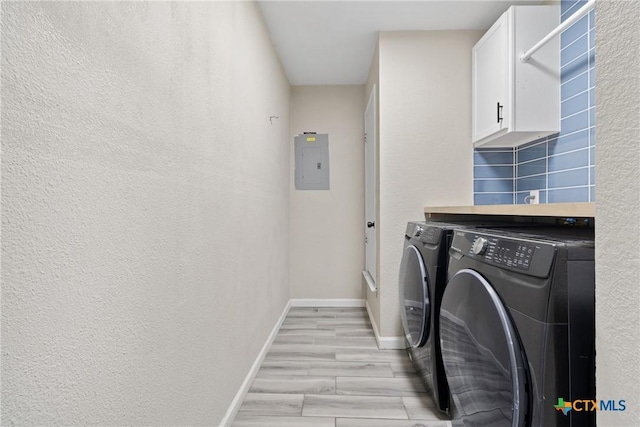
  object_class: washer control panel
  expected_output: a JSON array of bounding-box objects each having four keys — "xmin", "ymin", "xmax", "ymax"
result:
[
  {"xmin": 452, "ymin": 230, "xmax": 557, "ymax": 278},
  {"xmin": 474, "ymin": 236, "xmax": 536, "ymax": 271}
]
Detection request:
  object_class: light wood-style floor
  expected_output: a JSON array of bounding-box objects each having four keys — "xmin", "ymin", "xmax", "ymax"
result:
[{"xmin": 231, "ymin": 307, "xmax": 451, "ymax": 427}]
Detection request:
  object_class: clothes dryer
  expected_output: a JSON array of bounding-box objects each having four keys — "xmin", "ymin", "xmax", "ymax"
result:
[
  {"xmin": 399, "ymin": 220, "xmax": 474, "ymax": 415},
  {"xmin": 440, "ymin": 227, "xmax": 595, "ymax": 427}
]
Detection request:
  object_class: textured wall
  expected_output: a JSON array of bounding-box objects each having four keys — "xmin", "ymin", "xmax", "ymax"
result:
[
  {"xmin": 1, "ymin": 2, "xmax": 290, "ymax": 425},
  {"xmin": 289, "ymin": 85, "xmax": 365, "ymax": 300},
  {"xmin": 377, "ymin": 31, "xmax": 481, "ymax": 337},
  {"xmin": 594, "ymin": 0, "xmax": 640, "ymax": 424}
]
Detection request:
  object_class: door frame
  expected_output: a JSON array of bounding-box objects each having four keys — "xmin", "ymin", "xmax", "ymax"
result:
[{"xmin": 363, "ymin": 85, "xmax": 377, "ymax": 292}]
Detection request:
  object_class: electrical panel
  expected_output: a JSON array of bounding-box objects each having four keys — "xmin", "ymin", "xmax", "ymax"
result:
[{"xmin": 294, "ymin": 133, "xmax": 330, "ymax": 190}]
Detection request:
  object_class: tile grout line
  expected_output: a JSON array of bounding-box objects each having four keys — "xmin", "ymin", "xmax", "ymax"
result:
[{"xmin": 401, "ymin": 396, "xmax": 410, "ymax": 420}]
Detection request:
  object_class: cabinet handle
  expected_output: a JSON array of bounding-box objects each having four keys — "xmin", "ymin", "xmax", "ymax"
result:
[{"xmin": 497, "ymin": 102, "xmax": 503, "ymax": 123}]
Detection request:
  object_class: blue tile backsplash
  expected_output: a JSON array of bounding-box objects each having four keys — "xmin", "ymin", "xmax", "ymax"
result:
[{"xmin": 474, "ymin": 0, "xmax": 595, "ymax": 205}]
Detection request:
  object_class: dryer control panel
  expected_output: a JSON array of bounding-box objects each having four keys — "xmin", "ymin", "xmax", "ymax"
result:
[
  {"xmin": 406, "ymin": 222, "xmax": 441, "ymax": 245},
  {"xmin": 450, "ymin": 230, "xmax": 556, "ymax": 278}
]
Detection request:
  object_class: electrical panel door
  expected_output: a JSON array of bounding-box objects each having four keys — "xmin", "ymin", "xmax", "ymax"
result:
[{"xmin": 294, "ymin": 134, "xmax": 329, "ymax": 190}]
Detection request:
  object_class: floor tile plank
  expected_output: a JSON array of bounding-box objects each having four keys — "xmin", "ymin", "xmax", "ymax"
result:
[
  {"xmin": 278, "ymin": 328, "xmax": 336, "ymax": 337},
  {"xmin": 302, "ymin": 395, "xmax": 407, "ymax": 419},
  {"xmin": 390, "ymin": 361, "xmax": 418, "ymax": 377},
  {"xmin": 280, "ymin": 321, "xmax": 335, "ymax": 330},
  {"xmin": 280, "ymin": 319, "xmax": 320, "ymax": 327},
  {"xmin": 237, "ymin": 393, "xmax": 304, "ymax": 416},
  {"xmin": 314, "ymin": 336, "xmax": 378, "ymax": 349},
  {"xmin": 265, "ymin": 347, "xmax": 336, "ymax": 362},
  {"xmin": 318, "ymin": 319, "xmax": 372, "ymax": 328},
  {"xmin": 335, "ymin": 349, "xmax": 409, "ymax": 363},
  {"xmin": 318, "ymin": 308, "xmax": 368, "ymax": 318},
  {"xmin": 335, "ymin": 329, "xmax": 375, "ymax": 338},
  {"xmin": 288, "ymin": 308, "xmax": 320, "ymax": 313},
  {"xmin": 250, "ymin": 376, "xmax": 336, "ymax": 394},
  {"xmin": 273, "ymin": 335, "xmax": 315, "ymax": 345},
  {"xmin": 336, "ymin": 418, "xmax": 451, "ymax": 427},
  {"xmin": 257, "ymin": 361, "xmax": 310, "ymax": 377},
  {"xmin": 336, "ymin": 377, "xmax": 427, "ymax": 396},
  {"xmin": 308, "ymin": 361, "xmax": 394, "ymax": 378},
  {"xmin": 287, "ymin": 312, "xmax": 337, "ymax": 319},
  {"xmin": 233, "ymin": 415, "xmax": 335, "ymax": 427}
]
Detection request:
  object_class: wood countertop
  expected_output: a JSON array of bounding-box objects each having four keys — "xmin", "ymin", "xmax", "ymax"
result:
[{"xmin": 424, "ymin": 202, "xmax": 595, "ymax": 218}]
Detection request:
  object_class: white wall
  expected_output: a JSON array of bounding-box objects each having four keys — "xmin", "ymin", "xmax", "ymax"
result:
[
  {"xmin": 1, "ymin": 2, "xmax": 290, "ymax": 425},
  {"xmin": 377, "ymin": 31, "xmax": 482, "ymax": 337},
  {"xmin": 290, "ymin": 86, "xmax": 365, "ymax": 300},
  {"xmin": 595, "ymin": 1, "xmax": 640, "ymax": 424}
]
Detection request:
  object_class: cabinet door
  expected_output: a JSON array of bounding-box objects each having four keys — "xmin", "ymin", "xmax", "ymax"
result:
[{"xmin": 472, "ymin": 14, "xmax": 508, "ymax": 143}]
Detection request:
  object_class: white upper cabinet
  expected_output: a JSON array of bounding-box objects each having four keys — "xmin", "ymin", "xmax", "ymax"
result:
[{"xmin": 472, "ymin": 6, "xmax": 560, "ymax": 148}]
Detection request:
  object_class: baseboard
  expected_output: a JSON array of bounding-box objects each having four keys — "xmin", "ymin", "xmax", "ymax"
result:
[
  {"xmin": 218, "ymin": 299, "xmax": 292, "ymax": 427},
  {"xmin": 362, "ymin": 270, "xmax": 377, "ymax": 293},
  {"xmin": 365, "ymin": 300, "xmax": 407, "ymax": 350},
  {"xmin": 290, "ymin": 298, "xmax": 365, "ymax": 308},
  {"xmin": 377, "ymin": 335, "xmax": 407, "ymax": 350}
]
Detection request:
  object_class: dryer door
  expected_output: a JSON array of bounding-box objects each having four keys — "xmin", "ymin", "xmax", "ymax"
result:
[
  {"xmin": 399, "ymin": 245, "xmax": 430, "ymax": 348},
  {"xmin": 440, "ymin": 268, "xmax": 529, "ymax": 427}
]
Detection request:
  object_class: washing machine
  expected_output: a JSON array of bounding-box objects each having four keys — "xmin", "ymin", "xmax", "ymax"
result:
[
  {"xmin": 399, "ymin": 220, "xmax": 478, "ymax": 415},
  {"xmin": 439, "ymin": 227, "xmax": 595, "ymax": 427}
]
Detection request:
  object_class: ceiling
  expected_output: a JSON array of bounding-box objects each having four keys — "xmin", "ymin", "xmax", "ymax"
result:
[{"xmin": 258, "ymin": 0, "xmax": 543, "ymax": 85}]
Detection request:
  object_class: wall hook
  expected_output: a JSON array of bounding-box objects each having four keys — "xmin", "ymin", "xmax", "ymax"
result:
[{"xmin": 270, "ymin": 115, "xmax": 279, "ymax": 125}]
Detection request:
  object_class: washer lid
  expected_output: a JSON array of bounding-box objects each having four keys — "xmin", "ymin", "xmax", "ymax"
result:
[
  {"xmin": 399, "ymin": 245, "xmax": 430, "ymax": 348},
  {"xmin": 440, "ymin": 268, "xmax": 529, "ymax": 427}
]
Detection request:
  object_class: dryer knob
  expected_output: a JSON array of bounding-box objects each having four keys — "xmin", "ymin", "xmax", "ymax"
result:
[
  {"xmin": 472, "ymin": 237, "xmax": 488, "ymax": 255},
  {"xmin": 414, "ymin": 227, "xmax": 423, "ymax": 237}
]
